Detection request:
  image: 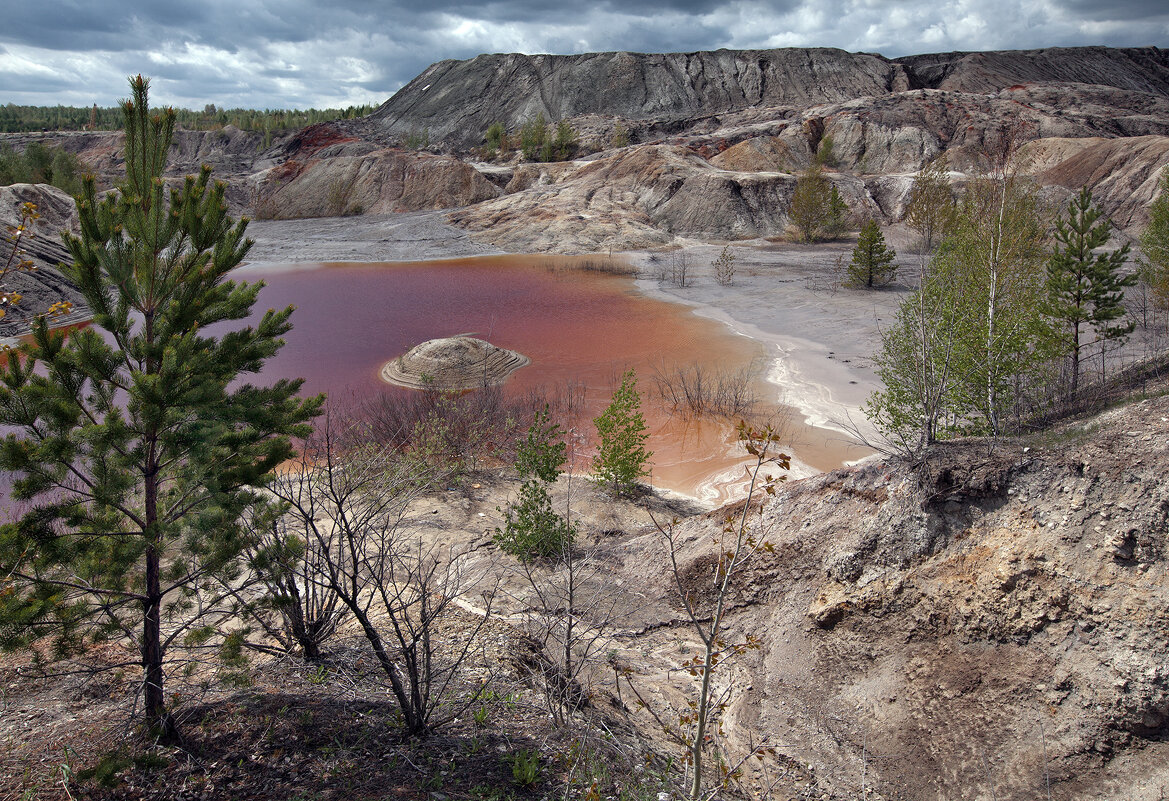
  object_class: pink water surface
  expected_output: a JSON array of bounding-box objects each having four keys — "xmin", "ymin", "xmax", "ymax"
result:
[{"xmin": 240, "ymin": 255, "xmax": 855, "ymax": 500}]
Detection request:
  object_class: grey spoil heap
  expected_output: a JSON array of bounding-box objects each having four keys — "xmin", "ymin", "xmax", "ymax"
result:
[{"xmin": 381, "ymin": 335, "xmax": 530, "ymax": 391}]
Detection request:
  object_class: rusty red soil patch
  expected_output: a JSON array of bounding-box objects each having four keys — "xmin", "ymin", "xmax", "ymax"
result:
[{"xmin": 286, "ymin": 122, "xmax": 360, "ymax": 156}]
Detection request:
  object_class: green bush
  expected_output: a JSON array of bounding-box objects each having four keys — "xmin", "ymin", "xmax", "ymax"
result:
[
  {"xmin": 495, "ymin": 407, "xmax": 573, "ymax": 560},
  {"xmin": 825, "ymin": 185, "xmax": 848, "ymax": 239},
  {"xmin": 404, "ymin": 127, "xmax": 429, "ymax": 149},
  {"xmin": 814, "ymin": 133, "xmax": 836, "ymax": 167},
  {"xmin": 0, "ymin": 141, "xmax": 84, "ymax": 195},
  {"xmin": 517, "ymin": 113, "xmax": 578, "ymax": 162},
  {"xmin": 505, "ymin": 749, "xmax": 543, "ymax": 788},
  {"xmin": 611, "ymin": 121, "xmax": 630, "ymax": 149},
  {"xmin": 788, "ymin": 166, "xmax": 830, "ymax": 242},
  {"xmin": 519, "ymin": 113, "xmax": 547, "ymax": 161},
  {"xmin": 592, "ymin": 369, "xmax": 651, "ymax": 496},
  {"xmin": 485, "ymin": 121, "xmax": 509, "ymax": 157},
  {"xmin": 553, "ymin": 120, "xmax": 577, "ymax": 160},
  {"xmin": 846, "ymin": 220, "xmax": 897, "ymax": 288}
]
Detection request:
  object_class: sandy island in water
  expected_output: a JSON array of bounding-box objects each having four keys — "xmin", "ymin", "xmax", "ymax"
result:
[{"xmin": 245, "ymin": 211, "xmax": 913, "ymax": 484}]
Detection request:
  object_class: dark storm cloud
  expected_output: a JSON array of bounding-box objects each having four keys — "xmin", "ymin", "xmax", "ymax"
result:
[
  {"xmin": 420, "ymin": 0, "xmax": 750, "ymax": 20},
  {"xmin": 1056, "ymin": 0, "xmax": 1169, "ymax": 23},
  {"xmin": 4, "ymin": 0, "xmax": 747, "ymax": 53},
  {"xmin": 2, "ymin": 0, "xmax": 1167, "ymax": 109}
]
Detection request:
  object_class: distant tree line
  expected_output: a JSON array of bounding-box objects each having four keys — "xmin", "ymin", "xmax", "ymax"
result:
[{"xmin": 0, "ymin": 102, "xmax": 375, "ymax": 134}]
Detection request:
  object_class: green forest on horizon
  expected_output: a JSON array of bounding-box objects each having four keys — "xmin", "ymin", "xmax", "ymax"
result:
[{"xmin": 0, "ymin": 102, "xmax": 376, "ymax": 134}]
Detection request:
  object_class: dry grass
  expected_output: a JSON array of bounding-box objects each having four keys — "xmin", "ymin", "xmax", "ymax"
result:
[
  {"xmin": 540, "ymin": 254, "xmax": 639, "ymax": 277},
  {"xmin": 357, "ymin": 382, "xmax": 585, "ymax": 474}
]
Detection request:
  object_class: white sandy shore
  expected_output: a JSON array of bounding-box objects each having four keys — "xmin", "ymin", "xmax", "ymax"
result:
[{"xmin": 628, "ymin": 238, "xmax": 916, "ymax": 450}]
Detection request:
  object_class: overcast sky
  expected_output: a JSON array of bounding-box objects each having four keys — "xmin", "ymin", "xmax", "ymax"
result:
[{"xmin": 2, "ymin": 0, "xmax": 1168, "ymax": 111}]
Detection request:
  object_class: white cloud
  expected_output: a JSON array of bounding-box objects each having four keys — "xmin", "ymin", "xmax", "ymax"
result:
[{"xmin": 0, "ymin": 0, "xmax": 1166, "ymax": 108}]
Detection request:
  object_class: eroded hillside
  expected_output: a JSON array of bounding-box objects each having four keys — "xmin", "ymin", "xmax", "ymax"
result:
[
  {"xmin": 588, "ymin": 365, "xmax": 1169, "ymax": 800},
  {"xmin": 8, "ymin": 45, "xmax": 1169, "ymax": 254}
]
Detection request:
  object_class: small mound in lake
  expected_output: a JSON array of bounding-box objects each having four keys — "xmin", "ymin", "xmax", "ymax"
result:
[{"xmin": 381, "ymin": 335, "xmax": 530, "ymax": 391}]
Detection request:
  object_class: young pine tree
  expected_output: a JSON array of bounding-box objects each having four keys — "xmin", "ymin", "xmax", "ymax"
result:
[
  {"xmin": 847, "ymin": 220, "xmax": 897, "ymax": 288},
  {"xmin": 824, "ymin": 185, "xmax": 849, "ymax": 239},
  {"xmin": 592, "ymin": 369, "xmax": 651, "ymax": 496},
  {"xmin": 496, "ymin": 407, "xmax": 574, "ymax": 560},
  {"xmin": 1046, "ymin": 187, "xmax": 1134, "ymax": 393},
  {"xmin": 0, "ymin": 76, "xmax": 322, "ymax": 739}
]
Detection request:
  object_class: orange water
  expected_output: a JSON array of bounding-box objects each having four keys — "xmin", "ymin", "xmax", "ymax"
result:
[{"xmin": 242, "ymin": 256, "xmax": 860, "ymax": 503}]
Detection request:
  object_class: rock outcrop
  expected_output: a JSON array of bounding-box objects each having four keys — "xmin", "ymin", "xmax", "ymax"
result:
[
  {"xmin": 252, "ymin": 141, "xmax": 500, "ymax": 220},
  {"xmin": 1034, "ymin": 135, "xmax": 1169, "ymax": 228},
  {"xmin": 366, "ymin": 44, "xmax": 1169, "ymax": 248},
  {"xmin": 381, "ymin": 336, "xmax": 529, "ymax": 391},
  {"xmin": 0, "ymin": 183, "xmax": 89, "ymax": 338},
  {"xmin": 898, "ymin": 46, "xmax": 1169, "ymax": 95},
  {"xmin": 364, "ymin": 48, "xmax": 907, "ymax": 150},
  {"xmin": 8, "ymin": 45, "xmax": 1169, "ymax": 251},
  {"xmin": 447, "ymin": 144, "xmax": 884, "ymax": 251}
]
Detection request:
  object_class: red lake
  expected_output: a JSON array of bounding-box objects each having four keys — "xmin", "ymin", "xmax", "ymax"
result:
[{"xmin": 237, "ymin": 255, "xmax": 858, "ymax": 503}]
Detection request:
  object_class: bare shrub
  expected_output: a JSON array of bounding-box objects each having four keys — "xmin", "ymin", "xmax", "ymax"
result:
[
  {"xmin": 575, "ymin": 257, "xmax": 638, "ymax": 276},
  {"xmin": 325, "ymin": 176, "xmax": 355, "ymax": 217},
  {"xmin": 252, "ymin": 189, "xmax": 279, "ymax": 220},
  {"xmin": 503, "ymin": 437, "xmax": 623, "ymax": 722},
  {"xmin": 259, "ymin": 408, "xmax": 496, "ymax": 736},
  {"xmin": 541, "ymin": 255, "xmax": 638, "ymax": 276},
  {"xmin": 361, "ymin": 384, "xmax": 578, "ymax": 474},
  {"xmin": 512, "ymin": 540, "xmax": 620, "ymax": 724},
  {"xmin": 239, "ymin": 504, "xmax": 347, "ymax": 662},
  {"xmin": 658, "ymin": 250, "xmax": 691, "ymax": 287},
  {"xmin": 630, "ymin": 422, "xmax": 790, "ymax": 800},
  {"xmin": 651, "ymin": 361, "xmax": 758, "ymax": 419}
]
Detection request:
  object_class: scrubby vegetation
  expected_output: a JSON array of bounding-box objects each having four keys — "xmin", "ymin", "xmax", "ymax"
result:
[
  {"xmin": 494, "ymin": 407, "xmax": 574, "ymax": 560},
  {"xmin": 483, "ymin": 114, "xmax": 580, "ymax": 162},
  {"xmin": 863, "ymin": 142, "xmax": 1166, "ymax": 461},
  {"xmin": 846, "ymin": 219, "xmax": 898, "ymax": 288},
  {"xmin": 651, "ymin": 361, "xmax": 757, "ymax": 418},
  {"xmin": 0, "ymin": 140, "xmax": 85, "ymax": 194},
  {"xmin": 0, "ymin": 77, "xmax": 322, "ymax": 740},
  {"xmin": 592, "ymin": 369, "xmax": 652, "ymax": 496}
]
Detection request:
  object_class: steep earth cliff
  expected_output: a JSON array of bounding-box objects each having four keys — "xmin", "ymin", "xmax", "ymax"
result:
[
  {"xmin": 365, "ymin": 46, "xmax": 1169, "ymax": 151},
  {"xmin": 0, "ymin": 183, "xmax": 89, "ymax": 339},
  {"xmin": 362, "ymin": 45, "xmax": 1169, "ymax": 250}
]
